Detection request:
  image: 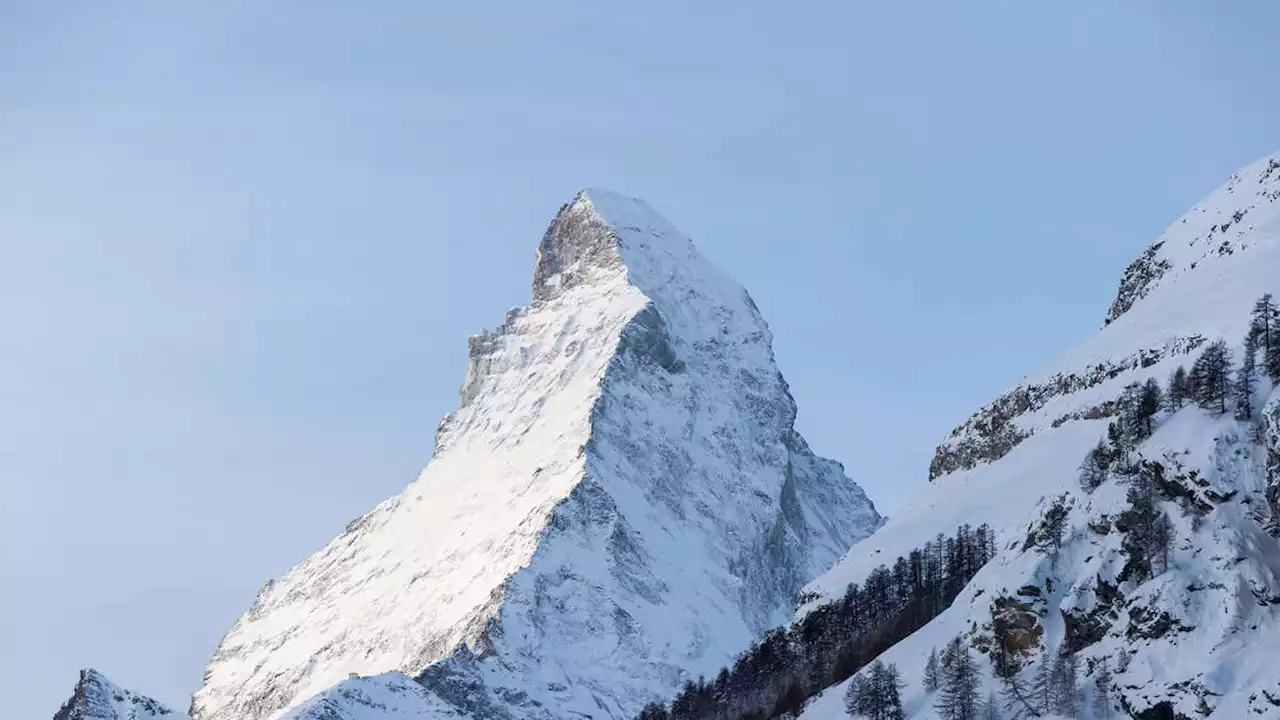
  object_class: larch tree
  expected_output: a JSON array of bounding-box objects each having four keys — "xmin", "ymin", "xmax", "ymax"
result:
[
  {"xmin": 1165, "ymin": 365, "xmax": 1190, "ymax": 410},
  {"xmin": 923, "ymin": 648, "xmax": 941, "ymax": 693},
  {"xmin": 1235, "ymin": 330, "xmax": 1259, "ymax": 420},
  {"xmin": 1190, "ymin": 340, "xmax": 1232, "ymax": 414},
  {"xmin": 936, "ymin": 636, "xmax": 981, "ymax": 720},
  {"xmin": 1092, "ymin": 660, "xmax": 1114, "ymax": 718},
  {"xmin": 1252, "ymin": 293, "xmax": 1280, "ymax": 382}
]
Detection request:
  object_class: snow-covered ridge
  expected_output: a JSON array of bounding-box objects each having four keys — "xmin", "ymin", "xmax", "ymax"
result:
[
  {"xmin": 54, "ymin": 669, "xmax": 187, "ymax": 720},
  {"xmin": 795, "ymin": 151, "xmax": 1280, "ymax": 719},
  {"xmin": 930, "ymin": 152, "xmax": 1280, "ymax": 481},
  {"xmin": 190, "ymin": 188, "xmax": 881, "ymax": 720}
]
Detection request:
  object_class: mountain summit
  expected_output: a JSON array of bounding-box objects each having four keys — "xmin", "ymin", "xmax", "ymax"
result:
[
  {"xmin": 54, "ymin": 669, "xmax": 186, "ymax": 720},
  {"xmin": 189, "ymin": 189, "xmax": 881, "ymax": 720}
]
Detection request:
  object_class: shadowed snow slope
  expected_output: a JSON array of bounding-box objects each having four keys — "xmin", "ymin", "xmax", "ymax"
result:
[
  {"xmin": 796, "ymin": 154, "xmax": 1280, "ymax": 718},
  {"xmin": 189, "ymin": 189, "xmax": 881, "ymax": 720}
]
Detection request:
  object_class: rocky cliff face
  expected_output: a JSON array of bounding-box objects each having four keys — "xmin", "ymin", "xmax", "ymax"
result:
[
  {"xmin": 54, "ymin": 669, "xmax": 186, "ymax": 720},
  {"xmin": 189, "ymin": 189, "xmax": 881, "ymax": 720},
  {"xmin": 798, "ymin": 152, "xmax": 1280, "ymax": 718}
]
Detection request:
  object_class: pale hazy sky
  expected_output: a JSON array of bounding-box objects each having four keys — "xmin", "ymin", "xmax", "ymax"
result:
[{"xmin": 4, "ymin": 2, "xmax": 1279, "ymax": 716}]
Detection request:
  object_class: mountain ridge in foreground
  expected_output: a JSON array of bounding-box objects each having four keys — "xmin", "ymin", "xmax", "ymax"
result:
[{"xmin": 773, "ymin": 151, "xmax": 1280, "ymax": 719}]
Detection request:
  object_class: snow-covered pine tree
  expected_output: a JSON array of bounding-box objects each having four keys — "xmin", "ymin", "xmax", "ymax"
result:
[
  {"xmin": 1117, "ymin": 468, "xmax": 1175, "ymax": 581},
  {"xmin": 1029, "ymin": 650, "xmax": 1053, "ymax": 716},
  {"xmin": 1078, "ymin": 438, "xmax": 1110, "ymax": 491},
  {"xmin": 1092, "ymin": 660, "xmax": 1114, "ymax": 718},
  {"xmin": 874, "ymin": 662, "xmax": 906, "ymax": 720},
  {"xmin": 935, "ymin": 636, "xmax": 981, "ymax": 720},
  {"xmin": 1050, "ymin": 652, "xmax": 1079, "ymax": 717},
  {"xmin": 845, "ymin": 662, "xmax": 905, "ymax": 720},
  {"xmin": 923, "ymin": 647, "xmax": 941, "ymax": 693},
  {"xmin": 1235, "ymin": 330, "xmax": 1259, "ymax": 420},
  {"xmin": 1165, "ymin": 365, "xmax": 1190, "ymax": 410},
  {"xmin": 1190, "ymin": 339, "xmax": 1232, "ymax": 414},
  {"xmin": 1036, "ymin": 495, "xmax": 1069, "ymax": 558},
  {"xmin": 1140, "ymin": 378, "xmax": 1162, "ymax": 437},
  {"xmin": 1116, "ymin": 382, "xmax": 1148, "ymax": 445},
  {"xmin": 1153, "ymin": 510, "xmax": 1175, "ymax": 575},
  {"xmin": 844, "ymin": 674, "xmax": 870, "ymax": 718},
  {"xmin": 1252, "ymin": 293, "xmax": 1280, "ymax": 382}
]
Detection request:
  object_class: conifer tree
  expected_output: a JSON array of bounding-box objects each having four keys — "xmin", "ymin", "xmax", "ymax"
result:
[
  {"xmin": 845, "ymin": 674, "xmax": 870, "ymax": 717},
  {"xmin": 1092, "ymin": 660, "xmax": 1114, "ymax": 718},
  {"xmin": 1252, "ymin": 293, "xmax": 1280, "ymax": 382},
  {"xmin": 1050, "ymin": 652, "xmax": 1079, "ymax": 717},
  {"xmin": 997, "ymin": 670, "xmax": 1038, "ymax": 720},
  {"xmin": 1116, "ymin": 382, "xmax": 1148, "ymax": 445},
  {"xmin": 1190, "ymin": 340, "xmax": 1232, "ymax": 414},
  {"xmin": 845, "ymin": 662, "xmax": 905, "ymax": 720},
  {"xmin": 1105, "ymin": 420, "xmax": 1125, "ymax": 456},
  {"xmin": 1036, "ymin": 495, "xmax": 1069, "ymax": 558},
  {"xmin": 923, "ymin": 648, "xmax": 941, "ymax": 693},
  {"xmin": 1117, "ymin": 468, "xmax": 1175, "ymax": 580},
  {"xmin": 1152, "ymin": 510, "xmax": 1176, "ymax": 575},
  {"xmin": 875, "ymin": 662, "xmax": 906, "ymax": 720},
  {"xmin": 1079, "ymin": 438, "xmax": 1111, "ymax": 491},
  {"xmin": 936, "ymin": 636, "xmax": 981, "ymax": 720},
  {"xmin": 1140, "ymin": 378, "xmax": 1162, "ymax": 436},
  {"xmin": 1165, "ymin": 366, "xmax": 1190, "ymax": 410},
  {"xmin": 1235, "ymin": 330, "xmax": 1259, "ymax": 420},
  {"xmin": 1030, "ymin": 651, "xmax": 1053, "ymax": 715}
]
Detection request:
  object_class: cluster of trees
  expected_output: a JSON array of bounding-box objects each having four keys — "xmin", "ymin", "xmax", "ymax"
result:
[
  {"xmin": 1116, "ymin": 465, "xmax": 1176, "ymax": 581},
  {"xmin": 636, "ymin": 524, "xmax": 996, "ymax": 720},
  {"xmin": 1238, "ymin": 293, "xmax": 1280, "ymax": 418},
  {"xmin": 994, "ymin": 645, "xmax": 1083, "ymax": 719},
  {"xmin": 843, "ymin": 661, "xmax": 904, "ymax": 719},
  {"xmin": 928, "ymin": 636, "xmax": 983, "ymax": 719},
  {"xmin": 1080, "ymin": 292, "xmax": 1280, "ymax": 491}
]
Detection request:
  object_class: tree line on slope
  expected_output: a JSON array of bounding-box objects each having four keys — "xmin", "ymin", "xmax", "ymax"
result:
[
  {"xmin": 1081, "ymin": 292, "xmax": 1280, "ymax": 492},
  {"xmin": 635, "ymin": 524, "xmax": 996, "ymax": 720},
  {"xmin": 989, "ymin": 641, "xmax": 1114, "ymax": 719},
  {"xmin": 848, "ymin": 622, "xmax": 1108, "ymax": 719},
  {"xmin": 1074, "ymin": 293, "xmax": 1280, "ymax": 582}
]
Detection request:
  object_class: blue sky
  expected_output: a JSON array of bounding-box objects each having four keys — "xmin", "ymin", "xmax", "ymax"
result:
[{"xmin": 3, "ymin": 1, "xmax": 1278, "ymax": 716}]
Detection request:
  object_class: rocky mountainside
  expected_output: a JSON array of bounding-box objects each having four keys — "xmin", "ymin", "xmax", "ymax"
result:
[
  {"xmin": 784, "ymin": 152, "xmax": 1280, "ymax": 718},
  {"xmin": 184, "ymin": 189, "xmax": 881, "ymax": 720},
  {"xmin": 54, "ymin": 669, "xmax": 187, "ymax": 720}
]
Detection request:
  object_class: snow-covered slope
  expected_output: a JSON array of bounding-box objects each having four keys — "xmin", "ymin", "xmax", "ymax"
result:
[
  {"xmin": 279, "ymin": 673, "xmax": 463, "ymax": 720},
  {"xmin": 190, "ymin": 189, "xmax": 881, "ymax": 720},
  {"xmin": 54, "ymin": 669, "xmax": 188, "ymax": 720},
  {"xmin": 795, "ymin": 154, "xmax": 1280, "ymax": 718}
]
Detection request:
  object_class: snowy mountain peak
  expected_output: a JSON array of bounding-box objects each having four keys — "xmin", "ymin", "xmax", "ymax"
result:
[
  {"xmin": 531, "ymin": 188, "xmax": 693, "ymax": 304},
  {"xmin": 54, "ymin": 669, "xmax": 187, "ymax": 720},
  {"xmin": 190, "ymin": 190, "xmax": 881, "ymax": 720}
]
